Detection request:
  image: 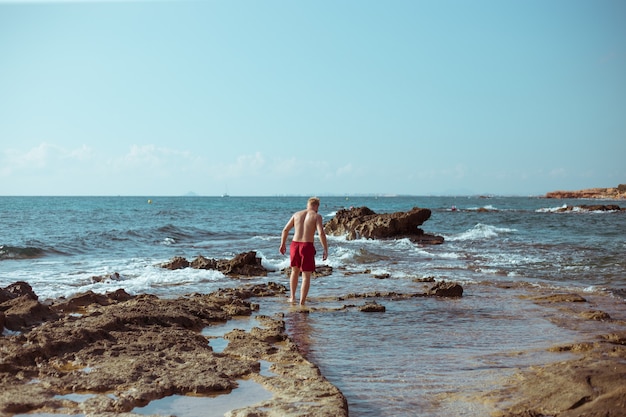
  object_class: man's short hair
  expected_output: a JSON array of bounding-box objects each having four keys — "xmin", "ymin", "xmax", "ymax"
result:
[{"xmin": 308, "ymin": 197, "xmax": 320, "ymax": 207}]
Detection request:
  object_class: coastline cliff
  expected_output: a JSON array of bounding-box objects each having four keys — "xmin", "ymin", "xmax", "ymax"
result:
[{"xmin": 545, "ymin": 184, "xmax": 626, "ymax": 199}]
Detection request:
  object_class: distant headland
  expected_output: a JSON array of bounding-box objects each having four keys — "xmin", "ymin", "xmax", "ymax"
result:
[{"xmin": 545, "ymin": 184, "xmax": 626, "ymax": 199}]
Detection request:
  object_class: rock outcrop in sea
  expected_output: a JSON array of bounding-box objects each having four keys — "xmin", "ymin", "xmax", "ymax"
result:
[
  {"xmin": 553, "ymin": 204, "xmax": 624, "ymax": 212},
  {"xmin": 159, "ymin": 250, "xmax": 268, "ymax": 276},
  {"xmin": 323, "ymin": 206, "xmax": 444, "ymax": 244}
]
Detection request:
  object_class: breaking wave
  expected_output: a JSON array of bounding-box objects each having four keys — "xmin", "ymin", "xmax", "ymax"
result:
[{"xmin": 446, "ymin": 224, "xmax": 517, "ymax": 241}]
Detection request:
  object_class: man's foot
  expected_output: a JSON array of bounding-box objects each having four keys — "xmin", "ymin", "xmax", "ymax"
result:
[{"xmin": 288, "ymin": 297, "xmax": 296, "ymax": 304}]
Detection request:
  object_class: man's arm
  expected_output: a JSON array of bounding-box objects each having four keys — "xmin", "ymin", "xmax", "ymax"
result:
[
  {"xmin": 279, "ymin": 216, "xmax": 294, "ymax": 255},
  {"xmin": 316, "ymin": 214, "xmax": 328, "ymax": 261}
]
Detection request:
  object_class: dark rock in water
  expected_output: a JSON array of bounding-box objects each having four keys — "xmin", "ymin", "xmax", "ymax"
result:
[
  {"xmin": 555, "ymin": 204, "xmax": 622, "ymax": 212},
  {"xmin": 283, "ymin": 265, "xmax": 334, "ymax": 278},
  {"xmin": 160, "ymin": 256, "xmax": 190, "ymax": 270},
  {"xmin": 580, "ymin": 310, "xmax": 611, "ymax": 321},
  {"xmin": 532, "ymin": 293, "xmax": 587, "ymax": 303},
  {"xmin": 217, "ymin": 251, "xmax": 267, "ymax": 277},
  {"xmin": 90, "ymin": 271, "xmax": 123, "ymax": 283},
  {"xmin": 581, "ymin": 204, "xmax": 622, "ymax": 211},
  {"xmin": 427, "ymin": 281, "xmax": 463, "ymax": 298},
  {"xmin": 313, "ymin": 265, "xmax": 333, "ymax": 277},
  {"xmin": 161, "ymin": 252, "xmax": 268, "ymax": 277},
  {"xmin": 324, "ymin": 206, "xmax": 444, "ymax": 244},
  {"xmin": 190, "ymin": 255, "xmax": 218, "ymax": 270},
  {"xmin": 359, "ymin": 301, "xmax": 386, "ymax": 312}
]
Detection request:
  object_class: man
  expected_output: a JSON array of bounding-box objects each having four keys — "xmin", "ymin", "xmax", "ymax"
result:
[{"xmin": 279, "ymin": 197, "xmax": 328, "ymax": 305}]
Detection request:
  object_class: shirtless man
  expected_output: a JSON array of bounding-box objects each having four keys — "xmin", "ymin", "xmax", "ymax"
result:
[{"xmin": 279, "ymin": 197, "xmax": 328, "ymax": 305}]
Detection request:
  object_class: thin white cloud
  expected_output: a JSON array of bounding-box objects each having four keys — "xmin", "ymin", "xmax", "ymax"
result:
[
  {"xmin": 1, "ymin": 142, "xmax": 94, "ymax": 172},
  {"xmin": 549, "ymin": 168, "xmax": 567, "ymax": 178},
  {"xmin": 271, "ymin": 157, "xmax": 298, "ymax": 176},
  {"xmin": 336, "ymin": 163, "xmax": 353, "ymax": 177},
  {"xmin": 209, "ymin": 152, "xmax": 267, "ymax": 180},
  {"xmin": 66, "ymin": 144, "xmax": 94, "ymax": 161},
  {"xmin": 114, "ymin": 144, "xmax": 203, "ymax": 171}
]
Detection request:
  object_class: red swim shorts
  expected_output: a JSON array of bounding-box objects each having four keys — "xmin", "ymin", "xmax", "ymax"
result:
[{"xmin": 290, "ymin": 241, "xmax": 316, "ymax": 272}]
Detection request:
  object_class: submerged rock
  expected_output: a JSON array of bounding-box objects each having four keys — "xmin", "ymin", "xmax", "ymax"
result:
[
  {"xmin": 554, "ymin": 204, "xmax": 623, "ymax": 212},
  {"xmin": 282, "ymin": 265, "xmax": 334, "ymax": 279},
  {"xmin": 359, "ymin": 301, "xmax": 386, "ymax": 312},
  {"xmin": 427, "ymin": 281, "xmax": 463, "ymax": 298}
]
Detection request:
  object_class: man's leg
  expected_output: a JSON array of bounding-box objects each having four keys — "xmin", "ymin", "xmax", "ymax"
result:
[
  {"xmin": 289, "ymin": 267, "xmax": 300, "ymax": 303},
  {"xmin": 300, "ymin": 271, "xmax": 311, "ymax": 305}
]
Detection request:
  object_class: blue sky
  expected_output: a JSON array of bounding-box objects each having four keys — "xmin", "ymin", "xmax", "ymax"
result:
[{"xmin": 1, "ymin": 0, "xmax": 624, "ymax": 196}]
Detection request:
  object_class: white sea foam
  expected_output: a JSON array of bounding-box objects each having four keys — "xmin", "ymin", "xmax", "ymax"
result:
[
  {"xmin": 82, "ymin": 266, "xmax": 226, "ymax": 296},
  {"xmin": 536, "ymin": 204, "xmax": 567, "ymax": 213},
  {"xmin": 252, "ymin": 235, "xmax": 273, "ymax": 241},
  {"xmin": 467, "ymin": 204, "xmax": 499, "ymax": 211},
  {"xmin": 483, "ymin": 252, "xmax": 543, "ymax": 267},
  {"xmin": 446, "ymin": 224, "xmax": 517, "ymax": 241},
  {"xmin": 369, "ymin": 267, "xmax": 392, "ymax": 277},
  {"xmin": 535, "ymin": 204, "xmax": 620, "ymax": 214},
  {"xmin": 10, "ymin": 258, "xmax": 233, "ymax": 300},
  {"xmin": 475, "ymin": 267, "xmax": 509, "ymax": 276},
  {"xmin": 258, "ymin": 251, "xmax": 289, "ymax": 271},
  {"xmin": 331, "ymin": 246, "xmax": 360, "ymax": 262},
  {"xmin": 433, "ymin": 251, "xmax": 462, "ymax": 259}
]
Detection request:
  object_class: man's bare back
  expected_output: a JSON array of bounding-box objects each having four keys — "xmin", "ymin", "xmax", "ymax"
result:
[{"xmin": 291, "ymin": 209, "xmax": 322, "ymax": 243}]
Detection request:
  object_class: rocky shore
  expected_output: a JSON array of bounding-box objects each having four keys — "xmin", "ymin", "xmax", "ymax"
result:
[
  {"xmin": 3, "ymin": 275, "xmax": 626, "ymax": 416},
  {"xmin": 481, "ymin": 292, "xmax": 626, "ymax": 417},
  {"xmin": 2, "ymin": 276, "xmax": 626, "ymax": 416},
  {"xmin": 0, "ymin": 281, "xmax": 349, "ymax": 417},
  {"xmin": 0, "ymin": 271, "xmax": 466, "ymax": 417},
  {"xmin": 545, "ymin": 184, "xmax": 626, "ymax": 199}
]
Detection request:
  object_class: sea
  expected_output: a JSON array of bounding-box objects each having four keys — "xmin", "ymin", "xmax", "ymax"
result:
[{"xmin": 1, "ymin": 195, "xmax": 625, "ymax": 417}]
